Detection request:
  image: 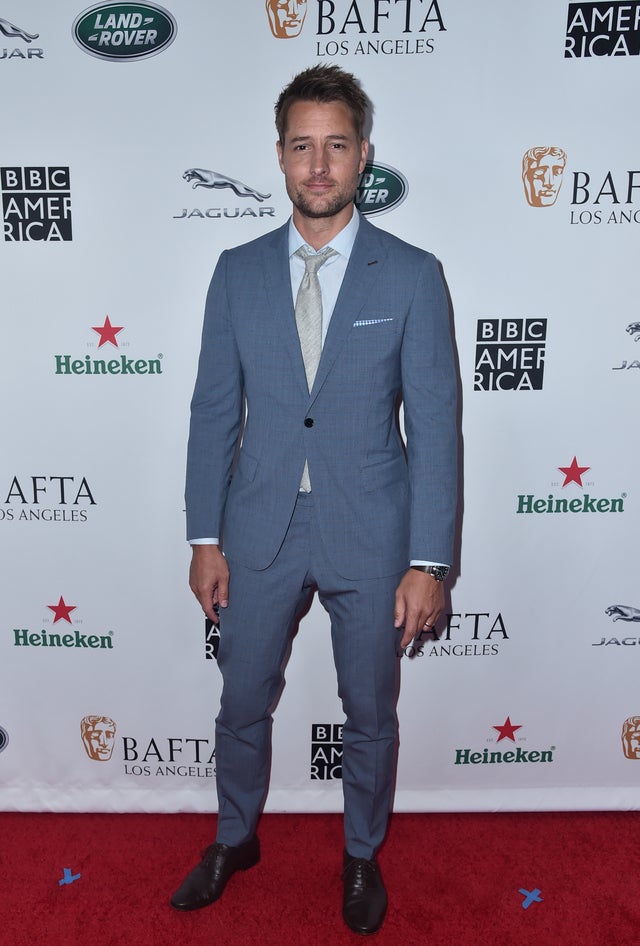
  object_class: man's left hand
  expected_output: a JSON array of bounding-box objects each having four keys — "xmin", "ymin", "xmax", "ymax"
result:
[{"xmin": 394, "ymin": 569, "xmax": 444, "ymax": 649}]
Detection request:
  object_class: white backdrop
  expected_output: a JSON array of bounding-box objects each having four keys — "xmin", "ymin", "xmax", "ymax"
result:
[{"xmin": 1, "ymin": 0, "xmax": 639, "ymax": 813}]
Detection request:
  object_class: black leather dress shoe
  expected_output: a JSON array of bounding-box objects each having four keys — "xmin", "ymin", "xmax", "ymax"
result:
[
  {"xmin": 342, "ymin": 851, "xmax": 388, "ymax": 935},
  {"xmin": 170, "ymin": 836, "xmax": 260, "ymax": 911}
]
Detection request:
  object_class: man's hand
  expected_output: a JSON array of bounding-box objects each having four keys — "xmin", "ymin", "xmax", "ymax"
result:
[
  {"xmin": 394, "ymin": 569, "xmax": 444, "ymax": 649},
  {"xmin": 189, "ymin": 545, "xmax": 229, "ymax": 624}
]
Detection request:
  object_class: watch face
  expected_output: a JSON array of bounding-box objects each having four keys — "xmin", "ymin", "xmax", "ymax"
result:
[
  {"xmin": 430, "ymin": 566, "xmax": 449, "ymax": 581},
  {"xmin": 411, "ymin": 565, "xmax": 449, "ymax": 580}
]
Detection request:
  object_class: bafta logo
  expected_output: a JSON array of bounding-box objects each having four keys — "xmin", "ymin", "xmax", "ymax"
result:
[
  {"xmin": 265, "ymin": 0, "xmax": 307, "ymax": 38},
  {"xmin": 81, "ymin": 715, "xmax": 116, "ymax": 762},
  {"xmin": 621, "ymin": 717, "xmax": 640, "ymax": 760},
  {"xmin": 522, "ymin": 147, "xmax": 567, "ymax": 207}
]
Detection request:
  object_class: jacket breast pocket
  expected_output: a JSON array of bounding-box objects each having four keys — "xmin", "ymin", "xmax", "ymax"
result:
[{"xmin": 349, "ymin": 316, "xmax": 401, "ymax": 369}]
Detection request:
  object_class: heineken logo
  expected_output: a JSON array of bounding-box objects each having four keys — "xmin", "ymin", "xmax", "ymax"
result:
[
  {"xmin": 516, "ymin": 456, "xmax": 627, "ymax": 516},
  {"xmin": 55, "ymin": 354, "xmax": 162, "ymax": 375},
  {"xmin": 517, "ymin": 493, "xmax": 625, "ymax": 514},
  {"xmin": 455, "ymin": 717, "xmax": 555, "ymax": 767},
  {"xmin": 355, "ymin": 162, "xmax": 408, "ymax": 216},
  {"xmin": 73, "ymin": 2, "xmax": 177, "ymax": 61},
  {"xmin": 455, "ymin": 746, "xmax": 553, "ymax": 765},
  {"xmin": 13, "ymin": 628, "xmax": 114, "ymax": 650},
  {"xmin": 12, "ymin": 597, "xmax": 114, "ymax": 651},
  {"xmin": 54, "ymin": 318, "xmax": 163, "ymax": 376}
]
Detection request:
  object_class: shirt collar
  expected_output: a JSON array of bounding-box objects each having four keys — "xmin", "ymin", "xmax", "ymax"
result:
[{"xmin": 288, "ymin": 206, "xmax": 360, "ymax": 260}]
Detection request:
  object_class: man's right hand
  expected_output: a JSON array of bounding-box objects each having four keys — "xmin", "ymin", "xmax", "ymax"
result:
[{"xmin": 189, "ymin": 545, "xmax": 229, "ymax": 624}]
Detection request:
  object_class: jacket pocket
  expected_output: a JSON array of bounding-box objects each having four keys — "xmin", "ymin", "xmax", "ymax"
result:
[
  {"xmin": 236, "ymin": 449, "xmax": 259, "ymax": 483},
  {"xmin": 361, "ymin": 454, "xmax": 407, "ymax": 492}
]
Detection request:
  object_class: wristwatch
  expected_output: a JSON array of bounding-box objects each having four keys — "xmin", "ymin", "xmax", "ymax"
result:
[{"xmin": 411, "ymin": 565, "xmax": 449, "ymax": 581}]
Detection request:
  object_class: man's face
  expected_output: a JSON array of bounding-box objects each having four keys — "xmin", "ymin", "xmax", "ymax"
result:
[
  {"xmin": 524, "ymin": 152, "xmax": 565, "ymax": 207},
  {"xmin": 276, "ymin": 100, "xmax": 368, "ymax": 226},
  {"xmin": 266, "ymin": 0, "xmax": 307, "ymax": 38},
  {"xmin": 86, "ymin": 719, "xmax": 116, "ymax": 761}
]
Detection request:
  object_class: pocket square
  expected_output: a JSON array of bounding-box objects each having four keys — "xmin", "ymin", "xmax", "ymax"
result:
[{"xmin": 353, "ymin": 318, "xmax": 394, "ymax": 327}]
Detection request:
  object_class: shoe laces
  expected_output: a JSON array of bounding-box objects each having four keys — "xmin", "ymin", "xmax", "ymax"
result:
[
  {"xmin": 201, "ymin": 842, "xmax": 228, "ymax": 866},
  {"xmin": 342, "ymin": 857, "xmax": 377, "ymax": 892}
]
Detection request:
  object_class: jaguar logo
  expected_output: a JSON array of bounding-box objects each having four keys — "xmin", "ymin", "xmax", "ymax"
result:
[
  {"xmin": 182, "ymin": 168, "xmax": 271, "ymax": 202},
  {"xmin": 626, "ymin": 322, "xmax": 640, "ymax": 342},
  {"xmin": 0, "ymin": 17, "xmax": 39, "ymax": 42},
  {"xmin": 606, "ymin": 605, "xmax": 640, "ymax": 623}
]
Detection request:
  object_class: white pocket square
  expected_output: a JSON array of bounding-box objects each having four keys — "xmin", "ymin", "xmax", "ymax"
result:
[{"xmin": 353, "ymin": 318, "xmax": 394, "ymax": 327}]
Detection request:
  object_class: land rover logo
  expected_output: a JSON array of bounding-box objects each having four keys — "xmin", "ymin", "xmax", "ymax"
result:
[
  {"xmin": 355, "ymin": 162, "xmax": 408, "ymax": 216},
  {"xmin": 72, "ymin": 2, "xmax": 177, "ymax": 61}
]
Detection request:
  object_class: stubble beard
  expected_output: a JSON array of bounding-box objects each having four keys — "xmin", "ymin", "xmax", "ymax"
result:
[{"xmin": 288, "ymin": 180, "xmax": 357, "ymax": 221}]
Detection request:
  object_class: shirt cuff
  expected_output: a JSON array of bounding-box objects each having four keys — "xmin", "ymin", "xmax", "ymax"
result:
[
  {"xmin": 189, "ymin": 538, "xmax": 219, "ymax": 545},
  {"xmin": 410, "ymin": 560, "xmax": 450, "ymax": 568}
]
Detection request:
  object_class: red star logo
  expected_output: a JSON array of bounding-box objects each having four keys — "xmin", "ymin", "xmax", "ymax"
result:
[
  {"xmin": 47, "ymin": 596, "xmax": 77, "ymax": 624},
  {"xmin": 558, "ymin": 456, "xmax": 590, "ymax": 487},
  {"xmin": 493, "ymin": 716, "xmax": 522, "ymax": 742},
  {"xmin": 92, "ymin": 316, "xmax": 124, "ymax": 348}
]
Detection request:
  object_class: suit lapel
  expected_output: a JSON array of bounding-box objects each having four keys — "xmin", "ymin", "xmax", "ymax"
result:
[
  {"xmin": 261, "ymin": 223, "xmax": 310, "ymax": 398},
  {"xmin": 261, "ymin": 217, "xmax": 388, "ymax": 403},
  {"xmin": 310, "ymin": 217, "xmax": 387, "ymax": 401}
]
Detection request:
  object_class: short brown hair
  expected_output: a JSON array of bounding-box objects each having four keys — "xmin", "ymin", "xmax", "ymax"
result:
[{"xmin": 275, "ymin": 64, "xmax": 370, "ymax": 144}]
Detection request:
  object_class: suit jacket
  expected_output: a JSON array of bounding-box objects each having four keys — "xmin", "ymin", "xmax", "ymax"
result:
[{"xmin": 185, "ymin": 214, "xmax": 457, "ymax": 581}]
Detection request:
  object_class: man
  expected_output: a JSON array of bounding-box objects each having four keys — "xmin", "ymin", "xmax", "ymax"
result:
[{"xmin": 172, "ymin": 64, "xmax": 458, "ymax": 935}]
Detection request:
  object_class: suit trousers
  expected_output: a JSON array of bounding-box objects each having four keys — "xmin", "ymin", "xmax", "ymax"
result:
[{"xmin": 214, "ymin": 490, "xmax": 404, "ymax": 860}]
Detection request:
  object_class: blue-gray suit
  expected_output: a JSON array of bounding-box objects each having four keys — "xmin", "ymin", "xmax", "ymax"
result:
[{"xmin": 185, "ymin": 213, "xmax": 457, "ymax": 858}]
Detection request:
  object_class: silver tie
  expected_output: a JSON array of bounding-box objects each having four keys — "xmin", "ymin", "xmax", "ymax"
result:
[{"xmin": 294, "ymin": 245, "xmax": 336, "ymax": 491}]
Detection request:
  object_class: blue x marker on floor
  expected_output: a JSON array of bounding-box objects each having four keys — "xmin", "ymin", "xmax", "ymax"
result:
[
  {"xmin": 59, "ymin": 868, "xmax": 81, "ymax": 886},
  {"xmin": 519, "ymin": 887, "xmax": 543, "ymax": 909}
]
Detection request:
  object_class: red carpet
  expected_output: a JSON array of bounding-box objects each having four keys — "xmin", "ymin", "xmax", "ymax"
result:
[{"xmin": 2, "ymin": 810, "xmax": 639, "ymax": 945}]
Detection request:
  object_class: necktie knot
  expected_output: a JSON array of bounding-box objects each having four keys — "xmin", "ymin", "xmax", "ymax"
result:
[{"xmin": 295, "ymin": 244, "xmax": 337, "ymax": 277}]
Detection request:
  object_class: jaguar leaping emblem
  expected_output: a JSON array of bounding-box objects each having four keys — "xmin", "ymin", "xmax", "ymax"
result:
[
  {"xmin": 183, "ymin": 168, "xmax": 271, "ymax": 203},
  {"xmin": 0, "ymin": 17, "xmax": 39, "ymax": 42},
  {"xmin": 626, "ymin": 322, "xmax": 640, "ymax": 342},
  {"xmin": 606, "ymin": 605, "xmax": 640, "ymax": 623}
]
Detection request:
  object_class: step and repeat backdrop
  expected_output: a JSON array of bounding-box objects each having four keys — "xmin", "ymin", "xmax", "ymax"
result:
[{"xmin": 1, "ymin": 1, "xmax": 638, "ymax": 813}]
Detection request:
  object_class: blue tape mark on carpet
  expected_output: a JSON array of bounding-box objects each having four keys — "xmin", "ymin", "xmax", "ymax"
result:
[
  {"xmin": 59, "ymin": 868, "xmax": 81, "ymax": 886},
  {"xmin": 518, "ymin": 887, "xmax": 543, "ymax": 909}
]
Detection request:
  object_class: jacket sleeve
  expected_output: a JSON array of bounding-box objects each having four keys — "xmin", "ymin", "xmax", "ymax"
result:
[
  {"xmin": 401, "ymin": 253, "xmax": 458, "ymax": 565},
  {"xmin": 185, "ymin": 251, "xmax": 244, "ymax": 542}
]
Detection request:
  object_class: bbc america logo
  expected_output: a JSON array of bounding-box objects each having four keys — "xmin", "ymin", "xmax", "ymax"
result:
[
  {"xmin": 205, "ymin": 617, "xmax": 220, "ymax": 660},
  {"xmin": 311, "ymin": 723, "xmax": 343, "ymax": 779},
  {"xmin": 474, "ymin": 318, "xmax": 547, "ymax": 391},
  {"xmin": 1, "ymin": 166, "xmax": 72, "ymax": 241},
  {"xmin": 565, "ymin": 2, "xmax": 640, "ymax": 57}
]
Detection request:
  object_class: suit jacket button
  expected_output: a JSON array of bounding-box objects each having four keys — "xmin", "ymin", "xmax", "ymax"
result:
[{"xmin": 304, "ymin": 418, "xmax": 314, "ymax": 428}]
